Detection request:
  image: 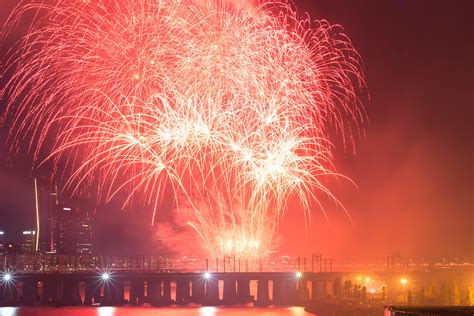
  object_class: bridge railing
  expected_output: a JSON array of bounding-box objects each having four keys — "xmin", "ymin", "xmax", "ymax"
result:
[
  {"xmin": 2, "ymin": 254, "xmax": 468, "ymax": 274},
  {"xmin": 0, "ymin": 254, "xmax": 313, "ymax": 274}
]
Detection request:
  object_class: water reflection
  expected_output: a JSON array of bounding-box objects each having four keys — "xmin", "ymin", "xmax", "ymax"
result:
[
  {"xmin": 0, "ymin": 307, "xmax": 16, "ymax": 316},
  {"xmin": 0, "ymin": 307, "xmax": 312, "ymax": 316},
  {"xmin": 98, "ymin": 307, "xmax": 115, "ymax": 316}
]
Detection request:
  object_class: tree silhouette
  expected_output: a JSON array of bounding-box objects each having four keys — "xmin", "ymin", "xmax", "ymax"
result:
[{"xmin": 333, "ymin": 277, "xmax": 342, "ymax": 298}]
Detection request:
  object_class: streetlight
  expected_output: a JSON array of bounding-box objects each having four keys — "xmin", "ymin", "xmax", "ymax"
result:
[
  {"xmin": 203, "ymin": 272, "xmax": 212, "ymax": 280},
  {"xmin": 2, "ymin": 273, "xmax": 12, "ymax": 282},
  {"xmin": 400, "ymin": 278, "xmax": 408, "ymax": 303},
  {"xmin": 1, "ymin": 269, "xmax": 14, "ymax": 284},
  {"xmin": 296, "ymin": 271, "xmax": 302, "ymax": 278},
  {"xmin": 101, "ymin": 272, "xmax": 110, "ymax": 281}
]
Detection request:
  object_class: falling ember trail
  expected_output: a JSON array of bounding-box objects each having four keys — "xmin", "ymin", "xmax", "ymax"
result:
[{"xmin": 1, "ymin": 0, "xmax": 366, "ymax": 261}]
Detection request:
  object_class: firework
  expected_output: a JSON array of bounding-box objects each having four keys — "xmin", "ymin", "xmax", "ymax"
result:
[{"xmin": 2, "ymin": 0, "xmax": 365, "ymax": 260}]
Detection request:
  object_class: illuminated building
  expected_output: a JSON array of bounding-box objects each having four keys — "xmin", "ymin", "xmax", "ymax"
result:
[
  {"xmin": 3, "ymin": 242, "xmax": 16, "ymax": 255},
  {"xmin": 21, "ymin": 230, "xmax": 36, "ymax": 254},
  {"xmin": 34, "ymin": 176, "xmax": 59, "ymax": 253},
  {"xmin": 56, "ymin": 205, "xmax": 93, "ymax": 255},
  {"xmin": 0, "ymin": 231, "xmax": 4, "ymax": 254}
]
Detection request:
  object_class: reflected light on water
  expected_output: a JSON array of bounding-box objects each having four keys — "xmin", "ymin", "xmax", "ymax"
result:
[
  {"xmin": 98, "ymin": 307, "xmax": 116, "ymax": 316},
  {"xmin": 0, "ymin": 307, "xmax": 16, "ymax": 316},
  {"xmin": 200, "ymin": 306, "xmax": 217, "ymax": 316}
]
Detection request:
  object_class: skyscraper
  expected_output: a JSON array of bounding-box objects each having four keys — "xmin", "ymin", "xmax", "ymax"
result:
[
  {"xmin": 56, "ymin": 205, "xmax": 93, "ymax": 255},
  {"xmin": 20, "ymin": 230, "xmax": 36, "ymax": 254},
  {"xmin": 34, "ymin": 176, "xmax": 59, "ymax": 253}
]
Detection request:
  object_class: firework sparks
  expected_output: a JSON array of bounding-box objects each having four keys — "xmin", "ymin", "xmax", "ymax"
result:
[{"xmin": 1, "ymin": 0, "xmax": 365, "ymax": 260}]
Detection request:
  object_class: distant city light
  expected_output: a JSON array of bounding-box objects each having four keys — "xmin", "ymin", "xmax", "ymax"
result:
[
  {"xmin": 204, "ymin": 272, "xmax": 212, "ymax": 279},
  {"xmin": 365, "ymin": 277, "xmax": 371, "ymax": 283},
  {"xmin": 101, "ymin": 273, "xmax": 110, "ymax": 281}
]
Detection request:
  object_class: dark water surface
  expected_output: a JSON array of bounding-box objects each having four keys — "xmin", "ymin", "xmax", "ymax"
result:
[{"xmin": 0, "ymin": 306, "xmax": 313, "ymax": 316}]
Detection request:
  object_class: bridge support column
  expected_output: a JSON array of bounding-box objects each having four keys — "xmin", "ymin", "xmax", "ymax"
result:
[
  {"xmin": 236, "ymin": 279, "xmax": 252, "ymax": 303},
  {"xmin": 203, "ymin": 278, "xmax": 219, "ymax": 306},
  {"xmin": 176, "ymin": 280, "xmax": 190, "ymax": 305},
  {"xmin": 191, "ymin": 279, "xmax": 205, "ymax": 304},
  {"xmin": 162, "ymin": 280, "xmax": 172, "ymax": 305},
  {"xmin": 62, "ymin": 279, "xmax": 81, "ymax": 306},
  {"xmin": 147, "ymin": 279, "xmax": 161, "ymax": 306},
  {"xmin": 49, "ymin": 280, "xmax": 64, "ymax": 306},
  {"xmin": 311, "ymin": 280, "xmax": 322, "ymax": 301},
  {"xmin": 223, "ymin": 279, "xmax": 237, "ymax": 305},
  {"xmin": 129, "ymin": 279, "xmax": 144, "ymax": 305},
  {"xmin": 42, "ymin": 279, "xmax": 62, "ymax": 306},
  {"xmin": 296, "ymin": 279, "xmax": 309, "ymax": 305},
  {"xmin": 41, "ymin": 279, "xmax": 53, "ymax": 305},
  {"xmin": 323, "ymin": 280, "xmax": 330, "ymax": 297},
  {"xmin": 272, "ymin": 280, "xmax": 286, "ymax": 306},
  {"xmin": 285, "ymin": 279, "xmax": 297, "ymax": 306},
  {"xmin": 255, "ymin": 280, "xmax": 270, "ymax": 307},
  {"xmin": 0, "ymin": 281, "xmax": 18, "ymax": 306},
  {"xmin": 102, "ymin": 280, "xmax": 124, "ymax": 306},
  {"xmin": 20, "ymin": 279, "xmax": 37, "ymax": 306},
  {"xmin": 84, "ymin": 279, "xmax": 101, "ymax": 305}
]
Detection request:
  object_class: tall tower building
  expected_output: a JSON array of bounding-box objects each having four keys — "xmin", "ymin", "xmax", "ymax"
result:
[
  {"xmin": 56, "ymin": 205, "xmax": 93, "ymax": 255},
  {"xmin": 34, "ymin": 176, "xmax": 59, "ymax": 253}
]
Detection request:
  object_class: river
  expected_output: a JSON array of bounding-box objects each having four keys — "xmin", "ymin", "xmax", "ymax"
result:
[{"xmin": 0, "ymin": 306, "xmax": 314, "ymax": 316}]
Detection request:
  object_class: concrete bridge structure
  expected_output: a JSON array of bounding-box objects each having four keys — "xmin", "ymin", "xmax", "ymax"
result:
[{"xmin": 0, "ymin": 271, "xmax": 338, "ymax": 307}]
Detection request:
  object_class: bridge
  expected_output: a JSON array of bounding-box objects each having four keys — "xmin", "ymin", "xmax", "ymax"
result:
[
  {"xmin": 0, "ymin": 271, "xmax": 338, "ymax": 307},
  {"xmin": 2, "ymin": 255, "xmax": 472, "ymax": 307}
]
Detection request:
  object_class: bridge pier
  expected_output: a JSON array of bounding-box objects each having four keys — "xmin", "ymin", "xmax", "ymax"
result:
[
  {"xmin": 272, "ymin": 279, "xmax": 286, "ymax": 306},
  {"xmin": 236, "ymin": 279, "xmax": 252, "ymax": 303},
  {"xmin": 102, "ymin": 280, "xmax": 124, "ymax": 306},
  {"xmin": 285, "ymin": 279, "xmax": 297, "ymax": 306},
  {"xmin": 255, "ymin": 280, "xmax": 270, "ymax": 307},
  {"xmin": 311, "ymin": 280, "xmax": 323, "ymax": 300},
  {"xmin": 296, "ymin": 279, "xmax": 309, "ymax": 305},
  {"xmin": 41, "ymin": 279, "xmax": 63, "ymax": 306},
  {"xmin": 19, "ymin": 279, "xmax": 37, "ymax": 306},
  {"xmin": 147, "ymin": 279, "xmax": 161, "ymax": 306},
  {"xmin": 223, "ymin": 279, "xmax": 237, "ymax": 305},
  {"xmin": 84, "ymin": 279, "xmax": 101, "ymax": 305},
  {"xmin": 191, "ymin": 278, "xmax": 205, "ymax": 304},
  {"xmin": 161, "ymin": 280, "xmax": 173, "ymax": 305},
  {"xmin": 61, "ymin": 279, "xmax": 81, "ymax": 306},
  {"xmin": 129, "ymin": 279, "xmax": 145, "ymax": 305},
  {"xmin": 176, "ymin": 280, "xmax": 190, "ymax": 305},
  {"xmin": 203, "ymin": 278, "xmax": 219, "ymax": 306},
  {"xmin": 0, "ymin": 281, "xmax": 18, "ymax": 306}
]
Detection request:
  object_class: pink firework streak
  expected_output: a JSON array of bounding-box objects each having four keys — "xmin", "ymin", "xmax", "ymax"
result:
[{"xmin": 1, "ymin": 0, "xmax": 366, "ymax": 260}]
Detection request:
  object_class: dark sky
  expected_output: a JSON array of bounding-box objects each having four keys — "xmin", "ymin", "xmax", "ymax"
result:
[{"xmin": 0, "ymin": 0, "xmax": 472, "ymax": 260}]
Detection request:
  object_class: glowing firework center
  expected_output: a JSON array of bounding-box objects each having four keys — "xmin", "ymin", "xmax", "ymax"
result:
[{"xmin": 2, "ymin": 1, "xmax": 364, "ymax": 260}]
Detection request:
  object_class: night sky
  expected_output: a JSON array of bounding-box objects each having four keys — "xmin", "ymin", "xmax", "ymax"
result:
[{"xmin": 0, "ymin": 0, "xmax": 472, "ymax": 260}]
